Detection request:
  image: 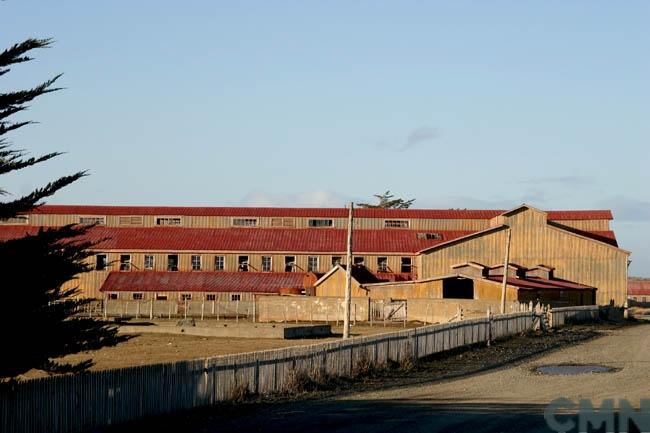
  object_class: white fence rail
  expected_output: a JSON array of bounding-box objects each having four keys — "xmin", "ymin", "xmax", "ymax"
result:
[{"xmin": 1, "ymin": 307, "xmax": 594, "ymax": 433}]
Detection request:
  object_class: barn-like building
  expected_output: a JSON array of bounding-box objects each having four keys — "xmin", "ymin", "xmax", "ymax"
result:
[{"xmin": 0, "ymin": 203, "xmax": 629, "ymax": 306}]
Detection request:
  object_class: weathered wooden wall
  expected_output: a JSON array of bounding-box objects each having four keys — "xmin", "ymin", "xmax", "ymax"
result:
[{"xmin": 420, "ymin": 208, "xmax": 628, "ymax": 306}]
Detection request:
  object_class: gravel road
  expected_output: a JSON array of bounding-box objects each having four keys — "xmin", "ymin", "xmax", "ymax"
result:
[{"xmin": 105, "ymin": 322, "xmax": 650, "ymax": 433}]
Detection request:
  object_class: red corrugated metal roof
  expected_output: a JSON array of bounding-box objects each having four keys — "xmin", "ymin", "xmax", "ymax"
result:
[
  {"xmin": 29, "ymin": 205, "xmax": 613, "ymax": 220},
  {"xmin": 487, "ymin": 275, "xmax": 595, "ymax": 290},
  {"xmin": 100, "ymin": 271, "xmax": 305, "ymax": 293},
  {"xmin": 628, "ymin": 280, "xmax": 650, "ymax": 296},
  {"xmin": 0, "ymin": 226, "xmax": 475, "ymax": 253}
]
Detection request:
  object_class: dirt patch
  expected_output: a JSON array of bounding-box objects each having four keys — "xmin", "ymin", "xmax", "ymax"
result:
[{"xmin": 18, "ymin": 321, "xmax": 419, "ymax": 380}]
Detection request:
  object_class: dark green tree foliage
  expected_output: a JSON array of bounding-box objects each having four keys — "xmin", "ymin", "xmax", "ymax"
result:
[
  {"xmin": 0, "ymin": 39, "xmax": 124, "ymax": 378},
  {"xmin": 356, "ymin": 190, "xmax": 415, "ymax": 209}
]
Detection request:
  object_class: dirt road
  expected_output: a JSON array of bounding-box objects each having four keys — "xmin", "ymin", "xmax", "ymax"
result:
[{"xmin": 107, "ymin": 323, "xmax": 650, "ymax": 433}]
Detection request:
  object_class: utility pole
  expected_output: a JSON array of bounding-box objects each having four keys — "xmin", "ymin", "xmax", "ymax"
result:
[
  {"xmin": 500, "ymin": 227, "xmax": 512, "ymax": 314},
  {"xmin": 343, "ymin": 202, "xmax": 354, "ymax": 339}
]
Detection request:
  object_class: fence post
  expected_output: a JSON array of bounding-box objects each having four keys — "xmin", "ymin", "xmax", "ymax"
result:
[
  {"xmin": 201, "ymin": 299, "xmax": 205, "ymax": 321},
  {"xmin": 184, "ymin": 299, "xmax": 188, "ymax": 319},
  {"xmin": 236, "ymin": 300, "xmax": 239, "ymax": 324},
  {"xmin": 486, "ymin": 306, "xmax": 492, "ymax": 346},
  {"xmin": 150, "ymin": 299, "xmax": 153, "ymax": 320},
  {"xmin": 103, "ymin": 299, "xmax": 107, "ymax": 319}
]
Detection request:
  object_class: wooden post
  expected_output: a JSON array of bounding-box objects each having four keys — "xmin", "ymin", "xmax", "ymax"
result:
[
  {"xmin": 236, "ymin": 299, "xmax": 239, "ymax": 324},
  {"xmin": 212, "ymin": 300, "xmax": 215, "ymax": 315},
  {"xmin": 136, "ymin": 301, "xmax": 140, "ymax": 319},
  {"xmin": 500, "ymin": 227, "xmax": 512, "ymax": 314},
  {"xmin": 487, "ymin": 306, "xmax": 492, "ymax": 346},
  {"xmin": 253, "ymin": 296, "xmax": 256, "ymax": 323},
  {"xmin": 184, "ymin": 299, "xmax": 188, "ymax": 319},
  {"xmin": 343, "ymin": 202, "xmax": 354, "ymax": 339},
  {"xmin": 103, "ymin": 297, "xmax": 107, "ymax": 319},
  {"xmin": 201, "ymin": 297, "xmax": 205, "ymax": 321},
  {"xmin": 216, "ymin": 300, "xmax": 220, "ymax": 321},
  {"xmin": 168, "ymin": 301, "xmax": 172, "ymax": 319},
  {"xmin": 294, "ymin": 304, "xmax": 298, "ymax": 324},
  {"xmin": 149, "ymin": 299, "xmax": 153, "ymax": 320}
]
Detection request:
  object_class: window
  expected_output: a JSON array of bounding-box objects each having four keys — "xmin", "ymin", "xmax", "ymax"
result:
[
  {"xmin": 214, "ymin": 255, "xmax": 225, "ymax": 271},
  {"xmin": 132, "ymin": 293, "xmax": 143, "ymax": 300},
  {"xmin": 79, "ymin": 216, "xmax": 105, "ymax": 225},
  {"xmin": 271, "ymin": 217, "xmax": 294, "ymax": 227},
  {"xmin": 180, "ymin": 293, "xmax": 192, "ymax": 301},
  {"xmin": 156, "ymin": 217, "xmax": 182, "ymax": 226},
  {"xmin": 238, "ymin": 256, "xmax": 249, "ymax": 272},
  {"xmin": 384, "ymin": 219, "xmax": 409, "ymax": 228},
  {"xmin": 232, "ymin": 218, "xmax": 258, "ymax": 227},
  {"xmin": 119, "ymin": 254, "xmax": 131, "ymax": 271},
  {"xmin": 417, "ymin": 232, "xmax": 442, "ymax": 240},
  {"xmin": 331, "ymin": 256, "xmax": 342, "ymax": 267},
  {"xmin": 156, "ymin": 294, "xmax": 168, "ymax": 300},
  {"xmin": 144, "ymin": 255, "xmax": 154, "ymax": 270},
  {"xmin": 308, "ymin": 256, "xmax": 319, "ymax": 272},
  {"xmin": 119, "ymin": 216, "xmax": 143, "ymax": 226},
  {"xmin": 108, "ymin": 293, "xmax": 118, "ymax": 300},
  {"xmin": 167, "ymin": 254, "xmax": 179, "ymax": 271},
  {"xmin": 284, "ymin": 256, "xmax": 295, "ymax": 272},
  {"xmin": 191, "ymin": 255, "xmax": 201, "ymax": 271},
  {"xmin": 400, "ymin": 257, "xmax": 412, "ymax": 273},
  {"xmin": 377, "ymin": 257, "xmax": 388, "ymax": 272},
  {"xmin": 206, "ymin": 294, "xmax": 216, "ymax": 301},
  {"xmin": 230, "ymin": 294, "xmax": 241, "ymax": 302},
  {"xmin": 353, "ymin": 256, "xmax": 365, "ymax": 266},
  {"xmin": 262, "ymin": 256, "xmax": 272, "ymax": 272},
  {"xmin": 96, "ymin": 254, "xmax": 108, "ymax": 271},
  {"xmin": 309, "ymin": 219, "xmax": 333, "ymax": 228},
  {"xmin": 0, "ymin": 215, "xmax": 28, "ymax": 224}
]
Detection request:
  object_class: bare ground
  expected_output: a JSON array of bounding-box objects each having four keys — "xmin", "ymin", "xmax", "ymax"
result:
[{"xmin": 19, "ymin": 320, "xmax": 419, "ymax": 380}]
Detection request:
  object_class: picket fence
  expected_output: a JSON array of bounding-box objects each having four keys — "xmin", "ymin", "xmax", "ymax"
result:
[{"xmin": 1, "ymin": 310, "xmax": 540, "ymax": 433}]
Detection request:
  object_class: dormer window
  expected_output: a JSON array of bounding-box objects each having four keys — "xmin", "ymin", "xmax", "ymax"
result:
[
  {"xmin": 417, "ymin": 232, "xmax": 442, "ymax": 240},
  {"xmin": 384, "ymin": 219, "xmax": 409, "ymax": 228},
  {"xmin": 309, "ymin": 219, "xmax": 333, "ymax": 227},
  {"xmin": 232, "ymin": 218, "xmax": 258, "ymax": 227},
  {"xmin": 79, "ymin": 216, "xmax": 105, "ymax": 225},
  {"xmin": 156, "ymin": 217, "xmax": 182, "ymax": 226}
]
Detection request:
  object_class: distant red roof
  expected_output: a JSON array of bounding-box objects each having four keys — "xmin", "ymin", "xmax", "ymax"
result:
[
  {"xmin": 100, "ymin": 271, "xmax": 306, "ymax": 293},
  {"xmin": 0, "ymin": 226, "xmax": 474, "ymax": 253},
  {"xmin": 628, "ymin": 280, "xmax": 650, "ymax": 296},
  {"xmin": 29, "ymin": 205, "xmax": 613, "ymax": 220}
]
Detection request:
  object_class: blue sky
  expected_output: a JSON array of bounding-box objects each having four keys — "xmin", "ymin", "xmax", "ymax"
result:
[{"xmin": 2, "ymin": 1, "xmax": 649, "ymax": 275}]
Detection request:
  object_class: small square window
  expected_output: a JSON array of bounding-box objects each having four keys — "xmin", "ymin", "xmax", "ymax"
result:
[
  {"xmin": 232, "ymin": 218, "xmax": 258, "ymax": 227},
  {"xmin": 108, "ymin": 293, "xmax": 118, "ymax": 300},
  {"xmin": 206, "ymin": 294, "xmax": 216, "ymax": 301},
  {"xmin": 262, "ymin": 256, "xmax": 272, "ymax": 272},
  {"xmin": 191, "ymin": 255, "xmax": 201, "ymax": 271},
  {"xmin": 96, "ymin": 254, "xmax": 108, "ymax": 271},
  {"xmin": 230, "ymin": 294, "xmax": 241, "ymax": 302},
  {"xmin": 167, "ymin": 254, "xmax": 179, "ymax": 271},
  {"xmin": 238, "ymin": 256, "xmax": 249, "ymax": 272},
  {"xmin": 308, "ymin": 256, "xmax": 319, "ymax": 272},
  {"xmin": 214, "ymin": 255, "xmax": 225, "ymax": 271},
  {"xmin": 156, "ymin": 294, "xmax": 168, "ymax": 300},
  {"xmin": 180, "ymin": 293, "xmax": 192, "ymax": 301},
  {"xmin": 377, "ymin": 257, "xmax": 388, "ymax": 272},
  {"xmin": 284, "ymin": 256, "xmax": 296, "ymax": 272},
  {"xmin": 400, "ymin": 257, "xmax": 412, "ymax": 273},
  {"xmin": 331, "ymin": 256, "xmax": 342, "ymax": 267},
  {"xmin": 120, "ymin": 254, "xmax": 131, "ymax": 271},
  {"xmin": 144, "ymin": 255, "xmax": 154, "ymax": 270},
  {"xmin": 132, "ymin": 293, "xmax": 143, "ymax": 300},
  {"xmin": 353, "ymin": 257, "xmax": 364, "ymax": 266}
]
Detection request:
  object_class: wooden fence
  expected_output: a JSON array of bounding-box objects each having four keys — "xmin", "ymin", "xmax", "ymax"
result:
[
  {"xmin": 547, "ymin": 305, "xmax": 599, "ymax": 327},
  {"xmin": 1, "ymin": 310, "xmax": 539, "ymax": 433}
]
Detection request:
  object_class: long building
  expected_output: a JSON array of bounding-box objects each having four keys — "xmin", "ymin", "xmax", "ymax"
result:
[{"xmin": 0, "ymin": 203, "xmax": 629, "ymax": 305}]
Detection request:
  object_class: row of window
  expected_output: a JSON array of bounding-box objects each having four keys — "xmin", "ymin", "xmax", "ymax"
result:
[
  {"xmin": 107, "ymin": 292, "xmax": 241, "ymax": 301},
  {"xmin": 79, "ymin": 216, "xmax": 414, "ymax": 229},
  {"xmin": 97, "ymin": 254, "xmax": 413, "ymax": 273}
]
